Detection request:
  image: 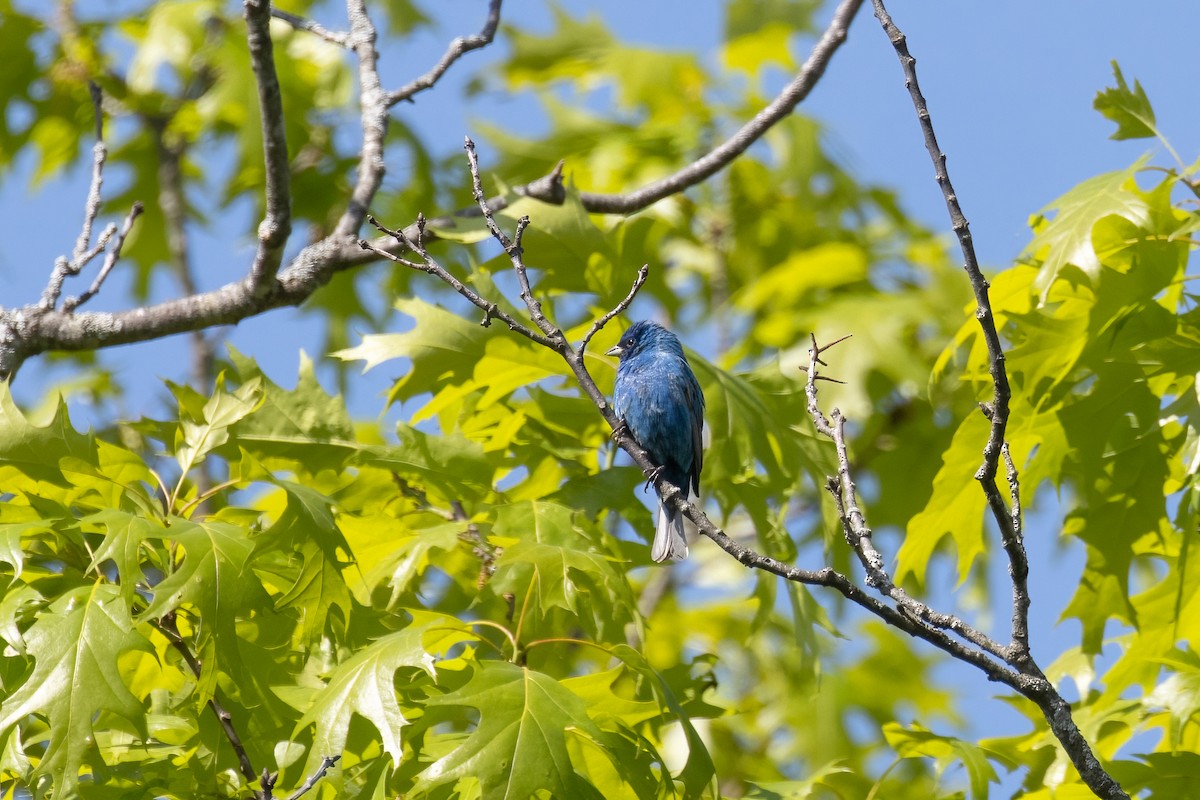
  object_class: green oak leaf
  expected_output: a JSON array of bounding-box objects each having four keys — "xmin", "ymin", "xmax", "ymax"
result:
[
  {"xmin": 1094, "ymin": 61, "xmax": 1157, "ymax": 141},
  {"xmin": 0, "ymin": 384, "xmax": 96, "ymax": 491},
  {"xmin": 359, "ymin": 424, "xmax": 494, "ymax": 503},
  {"xmin": 897, "ymin": 410, "xmax": 988, "ymax": 586},
  {"xmin": 224, "ymin": 349, "xmax": 357, "ymax": 471},
  {"xmin": 1145, "ymin": 649, "xmax": 1200, "ymax": 749},
  {"xmin": 883, "ymin": 722, "xmax": 1012, "ymax": 800},
  {"xmin": 138, "ymin": 516, "xmax": 269, "ymax": 697},
  {"xmin": 334, "ymin": 296, "xmax": 565, "ymax": 422},
  {"xmin": 293, "ymin": 611, "xmax": 477, "ymax": 772},
  {"xmin": 259, "ymin": 481, "xmax": 355, "ymax": 644},
  {"xmin": 489, "ymin": 501, "xmax": 638, "ymax": 638},
  {"xmin": 1025, "ymin": 157, "xmax": 1149, "ymax": 299},
  {"xmin": 416, "ymin": 660, "xmax": 607, "ymax": 799},
  {"xmin": 0, "ymin": 583, "xmax": 153, "ymax": 797},
  {"xmin": 337, "ymin": 512, "xmax": 465, "ymax": 605},
  {"xmin": 746, "ymin": 763, "xmax": 854, "ymax": 799},
  {"xmin": 84, "ymin": 509, "xmax": 165, "ymax": 603},
  {"xmin": 174, "ymin": 375, "xmax": 263, "ymax": 477}
]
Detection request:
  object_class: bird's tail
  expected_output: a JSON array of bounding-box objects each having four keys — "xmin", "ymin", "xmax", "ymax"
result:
[{"xmin": 652, "ymin": 499, "xmax": 689, "ymax": 563}]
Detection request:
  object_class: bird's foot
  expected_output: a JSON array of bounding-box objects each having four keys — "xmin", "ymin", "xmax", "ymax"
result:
[{"xmin": 642, "ymin": 465, "xmax": 664, "ymax": 493}]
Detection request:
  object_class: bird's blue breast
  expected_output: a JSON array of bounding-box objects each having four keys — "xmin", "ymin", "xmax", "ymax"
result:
[{"xmin": 614, "ymin": 349, "xmax": 702, "ymax": 494}]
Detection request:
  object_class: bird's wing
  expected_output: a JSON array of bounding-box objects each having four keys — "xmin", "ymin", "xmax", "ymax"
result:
[{"xmin": 685, "ymin": 367, "xmax": 704, "ymax": 495}]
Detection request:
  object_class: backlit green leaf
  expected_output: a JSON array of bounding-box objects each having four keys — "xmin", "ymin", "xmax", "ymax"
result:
[
  {"xmin": 0, "ymin": 584, "xmax": 152, "ymax": 796},
  {"xmin": 416, "ymin": 660, "xmax": 608, "ymax": 799}
]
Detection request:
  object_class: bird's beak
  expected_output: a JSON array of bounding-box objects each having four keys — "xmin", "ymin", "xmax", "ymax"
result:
[{"xmin": 605, "ymin": 344, "xmax": 623, "ymax": 357}]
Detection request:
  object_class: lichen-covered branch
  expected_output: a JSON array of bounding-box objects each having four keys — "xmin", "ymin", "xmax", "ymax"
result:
[
  {"xmin": 334, "ymin": 0, "xmax": 388, "ymax": 239},
  {"xmin": 244, "ymin": 0, "xmax": 293, "ymax": 291}
]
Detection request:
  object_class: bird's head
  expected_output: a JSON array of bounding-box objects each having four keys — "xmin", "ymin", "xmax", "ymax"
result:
[{"xmin": 605, "ymin": 320, "xmax": 684, "ymax": 361}]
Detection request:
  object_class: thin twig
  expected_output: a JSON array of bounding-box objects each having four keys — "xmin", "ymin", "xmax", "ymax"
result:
[
  {"xmin": 40, "ymin": 83, "xmax": 111, "ymax": 312},
  {"xmin": 72, "ymin": 82, "xmax": 106, "ymax": 265},
  {"xmin": 157, "ymin": 613, "xmax": 260, "ymax": 793},
  {"xmin": 870, "ymin": 3, "xmax": 1125, "ymax": 798},
  {"xmin": 284, "ymin": 755, "xmax": 341, "ymax": 800},
  {"xmin": 387, "ymin": 0, "xmax": 503, "ymax": 105},
  {"xmin": 270, "ymin": 8, "xmax": 350, "ymax": 48},
  {"xmin": 359, "ymin": 214, "xmax": 556, "ymax": 349},
  {"xmin": 63, "ymin": 203, "xmax": 143, "ymax": 312},
  {"xmin": 804, "ymin": 337, "xmax": 1009, "ymax": 659},
  {"xmin": 244, "ymin": 0, "xmax": 293, "ymax": 292},
  {"xmin": 450, "ymin": 499, "xmax": 498, "ymax": 586},
  {"xmin": 868, "ymin": 1, "xmax": 1013, "ymax": 530},
  {"xmin": 999, "ymin": 442, "xmax": 1030, "ymax": 654},
  {"xmin": 464, "ymin": 137, "xmax": 562, "ymax": 344},
  {"xmin": 579, "ymin": 264, "xmax": 649, "ymax": 356}
]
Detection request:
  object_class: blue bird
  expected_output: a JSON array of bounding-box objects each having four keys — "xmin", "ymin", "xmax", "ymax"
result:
[{"xmin": 607, "ymin": 321, "xmax": 705, "ymax": 562}]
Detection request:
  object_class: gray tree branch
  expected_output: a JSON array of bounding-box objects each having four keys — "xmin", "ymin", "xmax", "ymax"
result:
[
  {"xmin": 270, "ymin": 8, "xmax": 351, "ymax": 48},
  {"xmin": 244, "ymin": 0, "xmax": 293, "ymax": 292},
  {"xmin": 335, "ymin": 0, "xmax": 388, "ymax": 239},
  {"xmin": 870, "ymin": 2, "xmax": 1124, "ymax": 797},
  {"xmin": 379, "ymin": 144, "xmax": 1057, "ymax": 711},
  {"xmin": 395, "ymin": 73, "xmax": 1128, "ymax": 800},
  {"xmin": 386, "ymin": 0, "xmax": 502, "ymax": 106},
  {"xmin": 0, "ymin": 0, "xmax": 863, "ymax": 380}
]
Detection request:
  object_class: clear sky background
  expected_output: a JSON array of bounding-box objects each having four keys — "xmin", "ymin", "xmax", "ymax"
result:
[{"xmin": 3, "ymin": 1, "xmax": 1197, "ymax": 792}]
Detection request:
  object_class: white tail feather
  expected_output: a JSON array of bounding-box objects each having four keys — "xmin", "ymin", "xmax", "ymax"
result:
[{"xmin": 652, "ymin": 499, "xmax": 689, "ymax": 562}]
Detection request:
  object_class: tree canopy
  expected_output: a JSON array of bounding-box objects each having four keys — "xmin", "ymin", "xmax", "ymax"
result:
[{"xmin": 0, "ymin": 1, "xmax": 1198, "ymax": 799}]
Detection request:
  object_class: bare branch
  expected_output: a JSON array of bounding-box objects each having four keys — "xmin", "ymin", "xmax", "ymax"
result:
[
  {"xmin": 464, "ymin": 137, "xmax": 564, "ymax": 345},
  {"xmin": 335, "ymin": 0, "xmax": 388, "ymax": 238},
  {"xmin": 387, "ymin": 0, "xmax": 502, "ymax": 106},
  {"xmin": 1, "ymin": 235, "xmax": 361, "ymax": 379},
  {"xmin": 579, "ymin": 264, "xmax": 649, "ymax": 356},
  {"xmin": 72, "ymin": 82, "xmax": 106, "ymax": 265},
  {"xmin": 157, "ymin": 613, "xmax": 260, "ymax": 794},
  {"xmin": 870, "ymin": 2, "xmax": 1125, "ymax": 797},
  {"xmin": 244, "ymin": 0, "xmax": 293, "ymax": 292},
  {"xmin": 520, "ymin": 0, "xmax": 866, "ymax": 215},
  {"xmin": 282, "ymin": 756, "xmax": 341, "ymax": 800},
  {"xmin": 1000, "ymin": 441, "xmax": 1030, "ymax": 654},
  {"xmin": 40, "ymin": 83, "xmax": 112, "ymax": 313},
  {"xmin": 270, "ymin": 8, "xmax": 350, "ymax": 48},
  {"xmin": 867, "ymin": 1, "xmax": 1012, "ymax": 525},
  {"xmin": 63, "ymin": 203, "xmax": 143, "ymax": 312},
  {"xmin": 360, "ymin": 213, "xmax": 555, "ymax": 349},
  {"xmin": 804, "ymin": 336, "xmax": 1010, "ymax": 660}
]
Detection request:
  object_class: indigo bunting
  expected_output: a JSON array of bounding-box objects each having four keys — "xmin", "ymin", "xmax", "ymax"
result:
[{"xmin": 607, "ymin": 321, "xmax": 705, "ymax": 562}]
